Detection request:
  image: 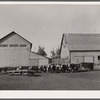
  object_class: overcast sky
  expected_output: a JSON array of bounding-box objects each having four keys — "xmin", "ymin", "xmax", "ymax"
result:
[{"xmin": 0, "ymin": 4, "xmax": 100, "ymax": 57}]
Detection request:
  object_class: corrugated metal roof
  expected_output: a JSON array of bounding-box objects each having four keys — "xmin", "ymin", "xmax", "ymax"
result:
[{"xmin": 64, "ymin": 33, "xmax": 100, "ymax": 51}]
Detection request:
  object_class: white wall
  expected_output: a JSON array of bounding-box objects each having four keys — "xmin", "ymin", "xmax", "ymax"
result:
[
  {"xmin": 29, "ymin": 59, "xmax": 39, "ymax": 66},
  {"xmin": 30, "ymin": 52, "xmax": 49, "ymax": 66},
  {"xmin": 1, "ymin": 34, "xmax": 31, "ymax": 50},
  {"xmin": 0, "ymin": 48, "xmax": 30, "ymax": 67},
  {"xmin": 70, "ymin": 51, "xmax": 100, "ymax": 64},
  {"xmin": 0, "ymin": 34, "xmax": 31, "ymax": 67},
  {"xmin": 39, "ymin": 59, "xmax": 48, "ymax": 66},
  {"xmin": 61, "ymin": 36, "xmax": 69, "ymax": 58}
]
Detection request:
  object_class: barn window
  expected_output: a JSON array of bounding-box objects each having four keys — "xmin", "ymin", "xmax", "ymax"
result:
[{"xmin": 98, "ymin": 56, "xmax": 100, "ymax": 60}]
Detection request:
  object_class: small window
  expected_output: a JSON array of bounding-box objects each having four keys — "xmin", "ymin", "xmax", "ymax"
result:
[{"xmin": 98, "ymin": 56, "xmax": 100, "ymax": 60}]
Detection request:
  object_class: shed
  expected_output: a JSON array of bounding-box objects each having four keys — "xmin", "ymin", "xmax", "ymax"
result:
[{"xmin": 30, "ymin": 51, "xmax": 51, "ymax": 66}]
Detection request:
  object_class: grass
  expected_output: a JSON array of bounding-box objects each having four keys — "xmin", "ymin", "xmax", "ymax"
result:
[{"xmin": 0, "ymin": 71, "xmax": 100, "ymax": 90}]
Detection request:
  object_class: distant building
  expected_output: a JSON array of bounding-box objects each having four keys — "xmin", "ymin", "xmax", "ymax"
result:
[
  {"xmin": 30, "ymin": 51, "xmax": 51, "ymax": 67},
  {"xmin": 60, "ymin": 33, "xmax": 100, "ymax": 64},
  {"xmin": 0, "ymin": 31, "xmax": 50, "ymax": 68}
]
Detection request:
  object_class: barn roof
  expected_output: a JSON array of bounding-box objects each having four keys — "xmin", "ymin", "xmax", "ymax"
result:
[
  {"xmin": 60, "ymin": 33, "xmax": 100, "ymax": 51},
  {"xmin": 30, "ymin": 51, "xmax": 51, "ymax": 59},
  {"xmin": 0, "ymin": 31, "xmax": 32, "ymax": 49}
]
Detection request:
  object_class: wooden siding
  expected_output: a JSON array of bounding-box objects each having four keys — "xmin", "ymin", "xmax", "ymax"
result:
[
  {"xmin": 0, "ymin": 34, "xmax": 31, "ymax": 67},
  {"xmin": 70, "ymin": 51, "xmax": 100, "ymax": 64}
]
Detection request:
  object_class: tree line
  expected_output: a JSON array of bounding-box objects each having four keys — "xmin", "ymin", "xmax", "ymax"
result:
[{"xmin": 36, "ymin": 45, "xmax": 60, "ymax": 58}]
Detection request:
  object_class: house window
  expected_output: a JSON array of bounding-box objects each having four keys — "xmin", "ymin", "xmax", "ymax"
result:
[{"xmin": 98, "ymin": 56, "xmax": 100, "ymax": 60}]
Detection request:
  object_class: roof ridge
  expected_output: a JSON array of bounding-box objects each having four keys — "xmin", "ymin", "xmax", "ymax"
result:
[
  {"xmin": 0, "ymin": 31, "xmax": 32, "ymax": 50},
  {"xmin": 30, "ymin": 51, "xmax": 51, "ymax": 59},
  {"xmin": 60, "ymin": 33, "xmax": 100, "ymax": 51},
  {"xmin": 0, "ymin": 31, "xmax": 32, "ymax": 44}
]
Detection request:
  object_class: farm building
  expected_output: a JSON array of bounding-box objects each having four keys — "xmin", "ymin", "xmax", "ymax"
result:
[
  {"xmin": 60, "ymin": 33, "xmax": 100, "ymax": 65},
  {"xmin": 0, "ymin": 31, "xmax": 50, "ymax": 68},
  {"xmin": 30, "ymin": 51, "xmax": 51, "ymax": 67}
]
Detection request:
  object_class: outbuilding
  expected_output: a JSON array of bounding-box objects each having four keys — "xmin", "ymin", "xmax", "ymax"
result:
[
  {"xmin": 60, "ymin": 33, "xmax": 100, "ymax": 65},
  {"xmin": 30, "ymin": 51, "xmax": 51, "ymax": 67}
]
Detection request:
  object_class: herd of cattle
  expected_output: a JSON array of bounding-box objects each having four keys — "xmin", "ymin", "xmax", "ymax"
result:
[
  {"xmin": 40, "ymin": 62, "xmax": 94, "ymax": 73},
  {"xmin": 0, "ymin": 62, "xmax": 94, "ymax": 75}
]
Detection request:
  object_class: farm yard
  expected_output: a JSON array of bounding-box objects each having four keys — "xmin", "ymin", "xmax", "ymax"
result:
[{"xmin": 0, "ymin": 70, "xmax": 100, "ymax": 90}]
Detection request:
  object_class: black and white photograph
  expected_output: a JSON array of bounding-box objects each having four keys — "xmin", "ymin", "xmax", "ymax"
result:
[{"xmin": 0, "ymin": 2, "xmax": 100, "ymax": 92}]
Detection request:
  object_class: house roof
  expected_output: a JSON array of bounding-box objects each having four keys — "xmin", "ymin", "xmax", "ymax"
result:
[
  {"xmin": 0, "ymin": 31, "xmax": 32, "ymax": 49},
  {"xmin": 61, "ymin": 33, "xmax": 100, "ymax": 51},
  {"xmin": 30, "ymin": 51, "xmax": 51, "ymax": 59}
]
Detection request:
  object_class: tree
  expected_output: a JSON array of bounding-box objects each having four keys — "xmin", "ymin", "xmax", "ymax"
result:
[
  {"xmin": 55, "ymin": 46, "xmax": 60, "ymax": 58},
  {"xmin": 50, "ymin": 46, "xmax": 61, "ymax": 58},
  {"xmin": 37, "ymin": 46, "xmax": 47, "ymax": 56},
  {"xmin": 50, "ymin": 49, "xmax": 56, "ymax": 58}
]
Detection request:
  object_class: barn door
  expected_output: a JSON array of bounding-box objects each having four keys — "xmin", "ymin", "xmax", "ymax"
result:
[
  {"xmin": 74, "ymin": 56, "xmax": 84, "ymax": 64},
  {"xmin": 84, "ymin": 56, "xmax": 94, "ymax": 63}
]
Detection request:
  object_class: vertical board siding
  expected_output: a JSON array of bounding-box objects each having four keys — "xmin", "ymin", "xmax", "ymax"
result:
[
  {"xmin": 71, "ymin": 52, "xmax": 100, "ymax": 64},
  {"xmin": 0, "ymin": 34, "xmax": 31, "ymax": 67}
]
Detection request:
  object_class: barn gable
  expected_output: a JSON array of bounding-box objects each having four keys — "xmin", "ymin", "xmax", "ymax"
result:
[
  {"xmin": 0, "ymin": 31, "xmax": 32, "ymax": 50},
  {"xmin": 60, "ymin": 34, "xmax": 70, "ymax": 58}
]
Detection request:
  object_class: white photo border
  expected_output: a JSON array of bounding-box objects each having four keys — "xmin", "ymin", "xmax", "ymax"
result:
[{"xmin": 0, "ymin": 1, "xmax": 100, "ymax": 99}]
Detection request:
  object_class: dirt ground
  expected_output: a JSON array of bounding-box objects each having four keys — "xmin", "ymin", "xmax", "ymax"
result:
[{"xmin": 0, "ymin": 71, "xmax": 100, "ymax": 90}]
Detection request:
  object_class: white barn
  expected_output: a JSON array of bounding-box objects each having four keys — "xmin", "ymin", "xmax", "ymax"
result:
[
  {"xmin": 0, "ymin": 31, "xmax": 32, "ymax": 67},
  {"xmin": 0, "ymin": 31, "xmax": 50, "ymax": 68},
  {"xmin": 60, "ymin": 33, "xmax": 100, "ymax": 65}
]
